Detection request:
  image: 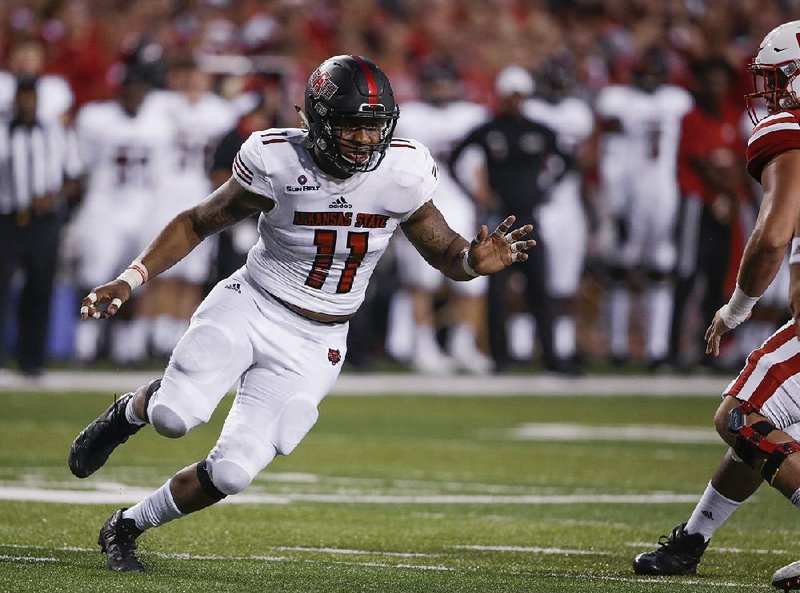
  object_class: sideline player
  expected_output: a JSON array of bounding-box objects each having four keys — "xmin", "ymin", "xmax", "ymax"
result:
[
  {"xmin": 67, "ymin": 55, "xmax": 536, "ymax": 572},
  {"xmin": 387, "ymin": 65, "xmax": 492, "ymax": 374},
  {"xmin": 632, "ymin": 22, "xmax": 800, "ymax": 591},
  {"xmin": 595, "ymin": 46, "xmax": 693, "ymax": 367}
]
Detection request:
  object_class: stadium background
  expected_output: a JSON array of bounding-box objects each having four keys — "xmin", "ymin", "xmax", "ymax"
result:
[{"xmin": 1, "ymin": 0, "xmax": 797, "ymax": 376}]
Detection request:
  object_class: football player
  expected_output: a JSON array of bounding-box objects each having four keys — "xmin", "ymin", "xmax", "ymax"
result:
[
  {"xmin": 524, "ymin": 57, "xmax": 594, "ymax": 366},
  {"xmin": 71, "ymin": 59, "xmax": 174, "ymax": 365},
  {"xmin": 141, "ymin": 55, "xmax": 237, "ymax": 357},
  {"xmin": 632, "ymin": 22, "xmax": 800, "ymax": 592},
  {"xmin": 595, "ymin": 46, "xmax": 693, "ymax": 367},
  {"xmin": 67, "ymin": 55, "xmax": 536, "ymax": 572},
  {"xmin": 387, "ymin": 64, "xmax": 493, "ymax": 374}
]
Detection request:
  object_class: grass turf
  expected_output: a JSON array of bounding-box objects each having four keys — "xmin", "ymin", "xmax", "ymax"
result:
[{"xmin": 0, "ymin": 390, "xmax": 795, "ymax": 592}]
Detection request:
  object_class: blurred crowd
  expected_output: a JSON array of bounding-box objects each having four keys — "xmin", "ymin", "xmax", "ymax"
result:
[{"xmin": 1, "ymin": 0, "xmax": 799, "ymax": 377}]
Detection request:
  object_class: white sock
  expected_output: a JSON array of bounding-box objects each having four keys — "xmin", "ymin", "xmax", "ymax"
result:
[
  {"xmin": 123, "ymin": 480, "xmax": 185, "ymax": 531},
  {"xmin": 124, "ymin": 393, "xmax": 146, "ymax": 426},
  {"xmin": 416, "ymin": 325, "xmax": 444, "ymax": 356},
  {"xmin": 150, "ymin": 315, "xmax": 175, "ymax": 357},
  {"xmin": 507, "ymin": 313, "xmax": 534, "ymax": 360},
  {"xmin": 75, "ymin": 322, "xmax": 102, "ymax": 362},
  {"xmin": 645, "ymin": 283, "xmax": 672, "ymax": 361},
  {"xmin": 385, "ymin": 291, "xmax": 414, "ymax": 362},
  {"xmin": 111, "ymin": 320, "xmax": 149, "ymax": 364},
  {"xmin": 448, "ymin": 323, "xmax": 476, "ymax": 356},
  {"xmin": 553, "ymin": 316, "xmax": 576, "ymax": 359},
  {"xmin": 791, "ymin": 487, "xmax": 800, "ymax": 509},
  {"xmin": 685, "ymin": 482, "xmax": 741, "ymax": 542},
  {"xmin": 608, "ymin": 285, "xmax": 630, "ymax": 358}
]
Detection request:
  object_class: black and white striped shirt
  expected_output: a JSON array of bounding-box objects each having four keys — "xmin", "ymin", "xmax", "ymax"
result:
[{"xmin": 0, "ymin": 116, "xmax": 82, "ymax": 215}]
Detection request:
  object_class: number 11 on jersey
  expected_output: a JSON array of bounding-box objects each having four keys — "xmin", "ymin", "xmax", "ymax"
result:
[{"xmin": 305, "ymin": 230, "xmax": 369, "ymax": 294}]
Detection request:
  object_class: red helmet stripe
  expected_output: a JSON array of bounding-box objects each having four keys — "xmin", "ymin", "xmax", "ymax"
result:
[{"xmin": 351, "ymin": 55, "xmax": 378, "ymax": 104}]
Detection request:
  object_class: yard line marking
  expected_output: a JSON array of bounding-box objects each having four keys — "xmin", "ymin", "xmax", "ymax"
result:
[
  {"xmin": 0, "ymin": 554, "xmax": 58, "ymax": 563},
  {"xmin": 0, "ymin": 486, "xmax": 700, "ymax": 506},
  {"xmin": 0, "ymin": 370, "xmax": 729, "ymax": 396},
  {"xmin": 455, "ymin": 545, "xmax": 612, "ymax": 556},
  {"xmin": 492, "ymin": 423, "xmax": 720, "ymax": 444},
  {"xmin": 276, "ymin": 546, "xmax": 435, "ymax": 557}
]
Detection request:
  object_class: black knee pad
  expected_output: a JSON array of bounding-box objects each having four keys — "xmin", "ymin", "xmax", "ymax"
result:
[
  {"xmin": 196, "ymin": 459, "xmax": 228, "ymax": 501},
  {"xmin": 727, "ymin": 405, "xmax": 800, "ymax": 484}
]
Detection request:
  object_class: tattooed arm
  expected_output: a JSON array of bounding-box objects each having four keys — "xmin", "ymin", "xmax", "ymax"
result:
[
  {"xmin": 401, "ymin": 200, "xmax": 472, "ymax": 280},
  {"xmin": 401, "ymin": 200, "xmax": 535, "ymax": 281},
  {"xmin": 80, "ymin": 177, "xmax": 272, "ymax": 320}
]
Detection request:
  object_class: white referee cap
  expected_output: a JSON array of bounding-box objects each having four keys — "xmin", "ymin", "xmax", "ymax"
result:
[{"xmin": 495, "ymin": 65, "xmax": 534, "ymax": 98}]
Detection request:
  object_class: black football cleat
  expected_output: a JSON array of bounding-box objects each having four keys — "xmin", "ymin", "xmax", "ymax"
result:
[
  {"xmin": 773, "ymin": 560, "xmax": 800, "ymax": 591},
  {"xmin": 632, "ymin": 523, "xmax": 709, "ymax": 575},
  {"xmin": 98, "ymin": 508, "xmax": 145, "ymax": 572},
  {"xmin": 68, "ymin": 379, "xmax": 161, "ymax": 478}
]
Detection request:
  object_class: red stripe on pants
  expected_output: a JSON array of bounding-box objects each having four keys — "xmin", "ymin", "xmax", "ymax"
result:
[
  {"xmin": 727, "ymin": 323, "xmax": 795, "ymax": 397},
  {"xmin": 749, "ymin": 351, "xmax": 800, "ymax": 409}
]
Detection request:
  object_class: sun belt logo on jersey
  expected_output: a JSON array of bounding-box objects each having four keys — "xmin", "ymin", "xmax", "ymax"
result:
[
  {"xmin": 286, "ymin": 174, "xmax": 320, "ymax": 193},
  {"xmin": 329, "ymin": 196, "xmax": 352, "ymax": 209},
  {"xmin": 309, "ymin": 70, "xmax": 339, "ymax": 100},
  {"xmin": 328, "ymin": 348, "xmax": 341, "ymax": 366}
]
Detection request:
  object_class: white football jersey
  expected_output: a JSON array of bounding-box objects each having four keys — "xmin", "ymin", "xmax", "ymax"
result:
[
  {"xmin": 234, "ymin": 128, "xmax": 438, "ymax": 315},
  {"xmin": 395, "ymin": 101, "xmax": 487, "ymax": 204},
  {"xmin": 151, "ymin": 90, "xmax": 237, "ymax": 201},
  {"xmin": 595, "ymin": 84, "xmax": 693, "ymax": 180},
  {"xmin": 0, "ymin": 71, "xmax": 73, "ymax": 122},
  {"xmin": 75, "ymin": 93, "xmax": 175, "ymax": 216}
]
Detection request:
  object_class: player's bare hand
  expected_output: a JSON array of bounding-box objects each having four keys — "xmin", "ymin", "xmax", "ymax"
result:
[
  {"xmin": 468, "ymin": 215, "xmax": 536, "ymax": 275},
  {"xmin": 80, "ymin": 280, "xmax": 131, "ymax": 321},
  {"xmin": 704, "ymin": 309, "xmax": 740, "ymax": 356}
]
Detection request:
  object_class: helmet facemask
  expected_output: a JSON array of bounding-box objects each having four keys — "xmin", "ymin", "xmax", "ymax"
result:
[
  {"xmin": 746, "ymin": 59, "xmax": 800, "ymax": 124},
  {"xmin": 315, "ymin": 109, "xmax": 398, "ymax": 175}
]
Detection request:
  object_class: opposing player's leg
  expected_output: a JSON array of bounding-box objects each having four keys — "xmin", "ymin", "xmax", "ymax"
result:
[
  {"xmin": 106, "ymin": 288, "xmax": 347, "ymax": 571},
  {"xmin": 633, "ymin": 396, "xmax": 763, "ymax": 575}
]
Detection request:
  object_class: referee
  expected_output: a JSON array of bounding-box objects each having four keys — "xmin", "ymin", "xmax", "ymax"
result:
[{"xmin": 0, "ymin": 75, "xmax": 82, "ymax": 377}]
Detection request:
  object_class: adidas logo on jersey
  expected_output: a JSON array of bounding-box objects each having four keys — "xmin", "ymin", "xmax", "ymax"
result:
[
  {"xmin": 224, "ymin": 282, "xmax": 242, "ymax": 294},
  {"xmin": 329, "ymin": 196, "xmax": 352, "ymax": 209}
]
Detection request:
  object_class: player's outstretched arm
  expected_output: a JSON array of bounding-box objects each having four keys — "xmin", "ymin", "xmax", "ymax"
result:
[
  {"xmin": 706, "ymin": 150, "xmax": 800, "ymax": 354},
  {"xmin": 401, "ymin": 200, "xmax": 535, "ymax": 281},
  {"xmin": 80, "ymin": 177, "xmax": 271, "ymax": 320}
]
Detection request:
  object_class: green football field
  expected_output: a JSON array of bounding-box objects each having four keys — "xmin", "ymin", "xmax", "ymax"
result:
[{"xmin": 0, "ymin": 388, "xmax": 797, "ymax": 592}]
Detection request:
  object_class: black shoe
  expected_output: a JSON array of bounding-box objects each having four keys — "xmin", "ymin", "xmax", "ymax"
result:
[
  {"xmin": 632, "ymin": 523, "xmax": 709, "ymax": 575},
  {"xmin": 68, "ymin": 379, "xmax": 160, "ymax": 478},
  {"xmin": 773, "ymin": 560, "xmax": 800, "ymax": 591},
  {"xmin": 98, "ymin": 508, "xmax": 144, "ymax": 572}
]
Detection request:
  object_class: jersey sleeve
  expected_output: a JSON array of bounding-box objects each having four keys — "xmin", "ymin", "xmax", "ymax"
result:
[
  {"xmin": 399, "ymin": 142, "xmax": 440, "ymax": 222},
  {"xmin": 745, "ymin": 111, "xmax": 800, "ymax": 182},
  {"xmin": 232, "ymin": 131, "xmax": 274, "ymax": 197}
]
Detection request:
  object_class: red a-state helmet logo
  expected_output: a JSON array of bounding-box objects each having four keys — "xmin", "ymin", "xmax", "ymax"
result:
[
  {"xmin": 310, "ymin": 70, "xmax": 338, "ymax": 100},
  {"xmin": 328, "ymin": 348, "xmax": 341, "ymax": 366}
]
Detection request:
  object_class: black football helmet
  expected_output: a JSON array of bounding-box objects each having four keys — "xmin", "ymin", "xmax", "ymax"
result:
[{"xmin": 304, "ymin": 55, "xmax": 399, "ymax": 176}]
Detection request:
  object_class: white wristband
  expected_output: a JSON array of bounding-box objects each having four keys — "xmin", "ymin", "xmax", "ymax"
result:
[
  {"xmin": 116, "ymin": 260, "xmax": 149, "ymax": 291},
  {"xmin": 461, "ymin": 248, "xmax": 480, "ymax": 278},
  {"xmin": 790, "ymin": 237, "xmax": 800, "ymax": 265},
  {"xmin": 718, "ymin": 285, "xmax": 759, "ymax": 329}
]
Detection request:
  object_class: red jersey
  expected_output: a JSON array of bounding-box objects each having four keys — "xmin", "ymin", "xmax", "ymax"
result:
[
  {"xmin": 746, "ymin": 109, "xmax": 800, "ymax": 182},
  {"xmin": 678, "ymin": 105, "xmax": 745, "ymax": 203}
]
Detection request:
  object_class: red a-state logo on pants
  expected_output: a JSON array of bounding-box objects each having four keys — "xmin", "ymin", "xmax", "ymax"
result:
[{"xmin": 328, "ymin": 348, "xmax": 341, "ymax": 366}]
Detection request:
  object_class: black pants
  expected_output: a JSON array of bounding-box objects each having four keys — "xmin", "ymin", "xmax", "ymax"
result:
[
  {"xmin": 670, "ymin": 195, "xmax": 732, "ymax": 360},
  {"xmin": 0, "ymin": 212, "xmax": 61, "ymax": 373},
  {"xmin": 488, "ymin": 225, "xmax": 558, "ymax": 369}
]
